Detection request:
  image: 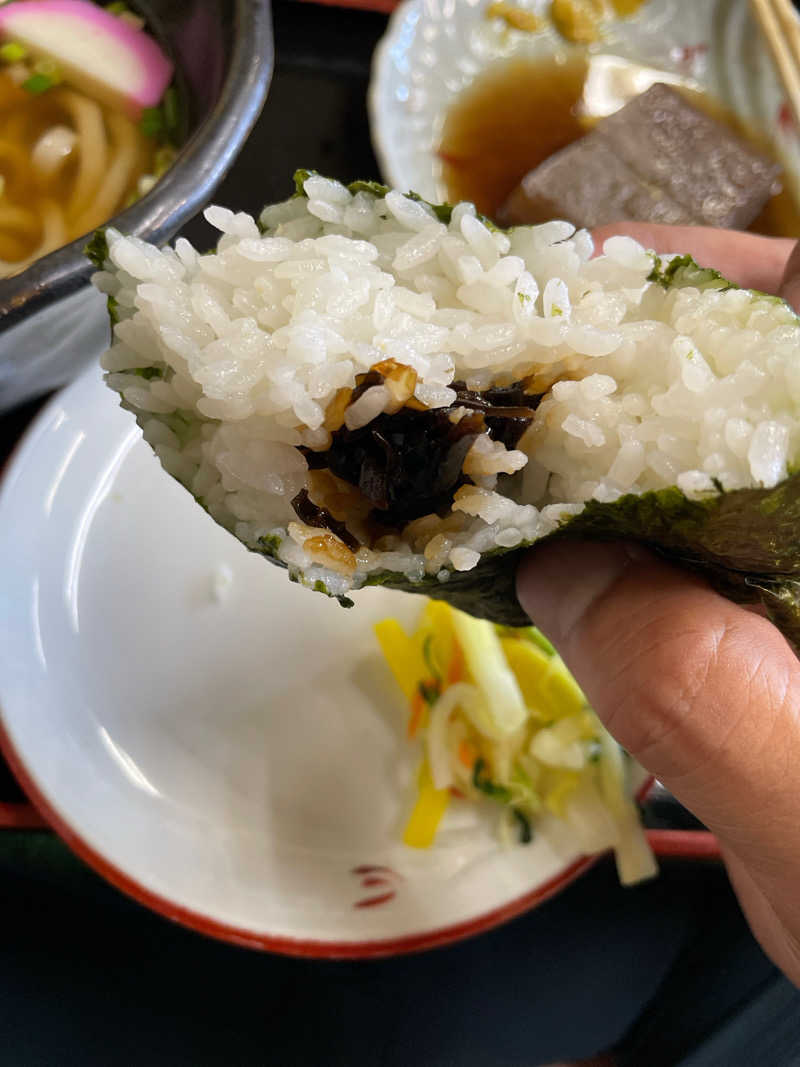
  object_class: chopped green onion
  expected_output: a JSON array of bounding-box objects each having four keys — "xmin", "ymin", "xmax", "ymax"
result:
[
  {"xmin": 422, "ymin": 634, "xmax": 441, "ymax": 683},
  {"xmin": 512, "ymin": 808, "xmax": 533, "ymax": 844},
  {"xmin": 524, "ymin": 627, "xmax": 556, "ymax": 656},
  {"xmin": 139, "ymin": 90, "xmax": 180, "ymax": 144},
  {"xmin": 473, "ymin": 758, "xmax": 512, "ymax": 803},
  {"xmin": 22, "ymin": 72, "xmax": 55, "ymax": 95},
  {"xmin": 417, "ymin": 679, "xmax": 440, "ymax": 707},
  {"xmin": 0, "ymin": 41, "xmax": 27, "ymax": 63},
  {"xmin": 139, "ymin": 107, "xmax": 163, "ymax": 137},
  {"xmin": 162, "ymin": 86, "xmax": 179, "ymax": 132}
]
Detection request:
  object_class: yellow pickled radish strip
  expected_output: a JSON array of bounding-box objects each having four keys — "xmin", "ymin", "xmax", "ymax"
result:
[
  {"xmin": 499, "ymin": 638, "xmax": 552, "ymax": 716},
  {"xmin": 539, "ymin": 663, "xmax": 586, "ymax": 719},
  {"xmin": 374, "ymin": 618, "xmax": 428, "ymax": 701},
  {"xmin": 500, "ymin": 637, "xmax": 586, "ymax": 720},
  {"xmin": 403, "ymin": 760, "xmax": 450, "ymax": 849},
  {"xmin": 420, "ymin": 598, "xmax": 455, "ymax": 633},
  {"xmin": 500, "ymin": 636, "xmax": 586, "ymax": 720}
]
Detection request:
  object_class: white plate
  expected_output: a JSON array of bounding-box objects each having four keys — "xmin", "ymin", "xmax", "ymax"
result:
[
  {"xmin": 0, "ymin": 365, "xmax": 643, "ymax": 956},
  {"xmin": 369, "ymin": 0, "xmax": 800, "ymax": 205}
]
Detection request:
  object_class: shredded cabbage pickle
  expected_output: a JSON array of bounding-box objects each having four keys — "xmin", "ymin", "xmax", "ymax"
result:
[{"xmin": 375, "ymin": 601, "xmax": 657, "ymax": 886}]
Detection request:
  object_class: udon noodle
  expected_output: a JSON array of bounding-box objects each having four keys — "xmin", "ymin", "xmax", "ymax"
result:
[{"xmin": 0, "ymin": 69, "xmax": 156, "ymax": 278}]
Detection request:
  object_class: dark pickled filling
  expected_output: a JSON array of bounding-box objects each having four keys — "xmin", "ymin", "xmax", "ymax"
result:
[
  {"xmin": 348, "ymin": 369, "xmax": 384, "ymax": 405},
  {"xmin": 304, "ymin": 408, "xmax": 484, "ymax": 525},
  {"xmin": 290, "ymin": 488, "xmax": 360, "ymax": 551},
  {"xmin": 452, "ymin": 381, "xmax": 539, "ymax": 451},
  {"xmin": 301, "ymin": 381, "xmax": 541, "ymax": 529}
]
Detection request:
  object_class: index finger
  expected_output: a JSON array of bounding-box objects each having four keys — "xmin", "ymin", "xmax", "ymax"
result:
[{"xmin": 592, "ymin": 221, "xmax": 795, "ymax": 296}]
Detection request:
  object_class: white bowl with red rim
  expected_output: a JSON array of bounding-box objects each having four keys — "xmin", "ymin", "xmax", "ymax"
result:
[{"xmin": 0, "ymin": 365, "xmax": 718, "ymax": 956}]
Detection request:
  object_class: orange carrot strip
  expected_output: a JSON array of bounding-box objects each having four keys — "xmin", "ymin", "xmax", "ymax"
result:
[
  {"xmin": 447, "ymin": 642, "xmax": 465, "ymax": 685},
  {"xmin": 458, "ymin": 739, "xmax": 476, "ymax": 768},
  {"xmin": 408, "ymin": 690, "xmax": 426, "ymax": 738}
]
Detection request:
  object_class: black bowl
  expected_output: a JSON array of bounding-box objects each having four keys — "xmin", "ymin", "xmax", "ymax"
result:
[{"xmin": 0, "ymin": 0, "xmax": 274, "ymax": 410}]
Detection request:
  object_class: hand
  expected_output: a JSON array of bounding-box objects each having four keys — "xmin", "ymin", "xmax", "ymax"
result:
[{"xmin": 517, "ymin": 225, "xmax": 800, "ymax": 987}]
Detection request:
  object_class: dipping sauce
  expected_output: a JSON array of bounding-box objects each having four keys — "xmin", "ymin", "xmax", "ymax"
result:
[
  {"xmin": 440, "ymin": 55, "xmax": 589, "ymax": 221},
  {"xmin": 439, "ymin": 54, "xmax": 800, "ymax": 237}
]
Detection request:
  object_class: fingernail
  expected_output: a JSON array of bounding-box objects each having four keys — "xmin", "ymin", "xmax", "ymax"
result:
[{"xmin": 516, "ymin": 541, "xmax": 637, "ymax": 646}]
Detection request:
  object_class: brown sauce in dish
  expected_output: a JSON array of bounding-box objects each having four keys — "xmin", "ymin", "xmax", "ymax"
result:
[
  {"xmin": 440, "ymin": 55, "xmax": 590, "ymax": 220},
  {"xmin": 438, "ymin": 55, "xmax": 800, "ymax": 237}
]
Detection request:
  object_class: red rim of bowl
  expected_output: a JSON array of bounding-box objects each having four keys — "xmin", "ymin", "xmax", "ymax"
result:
[{"xmin": 0, "ymin": 712, "xmax": 632, "ymax": 958}]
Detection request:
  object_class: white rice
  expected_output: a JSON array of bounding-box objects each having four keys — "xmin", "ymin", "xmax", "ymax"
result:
[{"xmin": 96, "ymin": 176, "xmax": 800, "ymax": 598}]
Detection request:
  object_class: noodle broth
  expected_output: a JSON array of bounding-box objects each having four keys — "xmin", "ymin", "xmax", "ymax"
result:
[
  {"xmin": 0, "ymin": 71, "xmax": 157, "ymax": 277},
  {"xmin": 0, "ymin": 68, "xmax": 158, "ymax": 278}
]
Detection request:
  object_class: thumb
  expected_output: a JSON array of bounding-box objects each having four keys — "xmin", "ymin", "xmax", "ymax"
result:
[
  {"xmin": 517, "ymin": 541, "xmax": 800, "ymax": 981},
  {"xmin": 516, "ymin": 542, "xmax": 800, "ymax": 860}
]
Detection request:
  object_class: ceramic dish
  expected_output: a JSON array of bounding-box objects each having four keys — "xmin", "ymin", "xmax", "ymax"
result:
[
  {"xmin": 0, "ymin": 365, "xmax": 670, "ymax": 956},
  {"xmin": 369, "ymin": 0, "xmax": 800, "ymax": 205}
]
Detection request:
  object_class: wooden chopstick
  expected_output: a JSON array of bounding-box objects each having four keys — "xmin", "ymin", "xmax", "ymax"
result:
[
  {"xmin": 750, "ymin": 0, "xmax": 800, "ymax": 127},
  {"xmin": 773, "ymin": 0, "xmax": 800, "ymax": 48}
]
